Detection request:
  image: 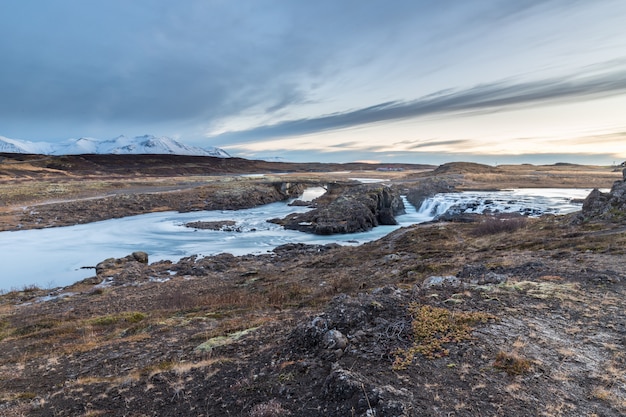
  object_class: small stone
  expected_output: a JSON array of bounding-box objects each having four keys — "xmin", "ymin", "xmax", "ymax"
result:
[
  {"xmin": 324, "ymin": 329, "xmax": 348, "ymax": 350},
  {"xmin": 422, "ymin": 275, "xmax": 460, "ymax": 288},
  {"xmin": 384, "ymin": 253, "xmax": 401, "ymax": 262}
]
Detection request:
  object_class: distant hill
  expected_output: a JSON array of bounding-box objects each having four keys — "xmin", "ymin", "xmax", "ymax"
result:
[
  {"xmin": 0, "ymin": 135, "xmax": 230, "ymax": 158},
  {"xmin": 0, "ymin": 152, "xmax": 435, "ymax": 178},
  {"xmin": 433, "ymin": 162, "xmax": 500, "ymax": 175}
]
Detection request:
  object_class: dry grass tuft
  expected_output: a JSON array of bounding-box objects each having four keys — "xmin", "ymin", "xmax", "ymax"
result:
[
  {"xmin": 393, "ymin": 304, "xmax": 494, "ymax": 369},
  {"xmin": 498, "ymin": 280, "xmax": 582, "ymax": 302},
  {"xmin": 249, "ymin": 399, "xmax": 291, "ymax": 417},
  {"xmin": 493, "ymin": 351, "xmax": 532, "ymax": 375}
]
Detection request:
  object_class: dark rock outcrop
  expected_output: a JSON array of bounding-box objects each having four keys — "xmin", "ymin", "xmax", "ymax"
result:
[
  {"xmin": 581, "ymin": 177, "xmax": 626, "ymax": 222},
  {"xmin": 286, "ymin": 288, "xmax": 416, "ymax": 415},
  {"xmin": 95, "ymin": 251, "xmax": 149, "ymax": 275},
  {"xmin": 94, "ymin": 251, "xmax": 150, "ymax": 284},
  {"xmin": 272, "ymin": 243, "xmax": 341, "ymax": 256},
  {"xmin": 271, "ymin": 184, "xmax": 405, "ymax": 235},
  {"xmin": 184, "ymin": 220, "xmax": 240, "ymax": 231}
]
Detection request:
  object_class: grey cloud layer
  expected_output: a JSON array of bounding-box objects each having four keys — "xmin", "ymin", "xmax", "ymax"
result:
[
  {"xmin": 0, "ymin": 0, "xmax": 556, "ymax": 125},
  {"xmin": 0, "ymin": 1, "xmax": 436, "ymax": 123},
  {"xmin": 208, "ymin": 68, "xmax": 626, "ymax": 143}
]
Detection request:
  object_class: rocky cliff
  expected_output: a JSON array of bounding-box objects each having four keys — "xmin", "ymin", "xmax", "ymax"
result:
[{"xmin": 272, "ymin": 184, "xmax": 405, "ymax": 234}]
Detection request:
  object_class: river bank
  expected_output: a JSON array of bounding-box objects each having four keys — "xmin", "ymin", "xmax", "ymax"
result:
[{"xmin": 0, "ymin": 188, "xmax": 594, "ymax": 291}]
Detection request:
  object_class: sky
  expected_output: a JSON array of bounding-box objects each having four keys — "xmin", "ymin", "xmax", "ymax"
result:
[{"xmin": 1, "ymin": 0, "xmax": 626, "ymax": 165}]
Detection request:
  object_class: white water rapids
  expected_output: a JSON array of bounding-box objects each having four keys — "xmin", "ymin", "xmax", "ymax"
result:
[{"xmin": 0, "ymin": 188, "xmax": 593, "ymax": 291}]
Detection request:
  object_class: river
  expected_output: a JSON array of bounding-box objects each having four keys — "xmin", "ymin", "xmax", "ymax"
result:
[{"xmin": 0, "ymin": 188, "xmax": 593, "ymax": 291}]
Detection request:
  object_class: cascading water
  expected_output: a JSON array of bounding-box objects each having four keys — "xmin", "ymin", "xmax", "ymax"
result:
[
  {"xmin": 415, "ymin": 188, "xmax": 595, "ymax": 219},
  {"xmin": 413, "ymin": 196, "xmax": 455, "ymax": 219}
]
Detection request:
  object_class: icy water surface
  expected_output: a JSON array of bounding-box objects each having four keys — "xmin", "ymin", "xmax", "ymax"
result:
[{"xmin": 0, "ymin": 188, "xmax": 593, "ymax": 291}]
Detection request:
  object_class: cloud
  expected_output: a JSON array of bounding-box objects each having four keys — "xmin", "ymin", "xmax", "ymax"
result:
[
  {"xmin": 1, "ymin": 0, "xmax": 625, "ymax": 151},
  {"xmin": 0, "ymin": 1, "xmax": 333, "ymax": 125},
  {"xmin": 3, "ymin": 2, "xmax": 461, "ymax": 121},
  {"xmin": 406, "ymin": 139, "xmax": 470, "ymax": 150},
  {"xmin": 208, "ymin": 67, "xmax": 626, "ymax": 143},
  {"xmin": 0, "ymin": 1, "xmax": 588, "ymax": 125}
]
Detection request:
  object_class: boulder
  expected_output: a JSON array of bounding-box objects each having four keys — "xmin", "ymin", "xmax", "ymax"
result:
[
  {"xmin": 457, "ymin": 264, "xmax": 507, "ymax": 285},
  {"xmin": 272, "ymin": 243, "xmax": 341, "ymax": 257},
  {"xmin": 132, "ymin": 251, "xmax": 149, "ymax": 264},
  {"xmin": 287, "ymin": 289, "xmax": 416, "ymax": 415},
  {"xmin": 323, "ymin": 329, "xmax": 348, "ymax": 350},
  {"xmin": 581, "ymin": 178, "xmax": 626, "ymax": 222},
  {"xmin": 184, "ymin": 220, "xmax": 240, "ymax": 231},
  {"xmin": 421, "ymin": 275, "xmax": 460, "ymax": 288},
  {"xmin": 95, "ymin": 251, "xmax": 149, "ymax": 282},
  {"xmin": 288, "ymin": 199, "xmax": 313, "ymax": 207},
  {"xmin": 422, "ymin": 265, "xmax": 508, "ymax": 289}
]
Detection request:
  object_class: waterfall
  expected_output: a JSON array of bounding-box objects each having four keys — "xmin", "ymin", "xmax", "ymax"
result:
[
  {"xmin": 412, "ymin": 195, "xmax": 458, "ymax": 219},
  {"xmin": 406, "ymin": 188, "xmax": 596, "ymax": 222},
  {"xmin": 398, "ymin": 196, "xmax": 451, "ymax": 224}
]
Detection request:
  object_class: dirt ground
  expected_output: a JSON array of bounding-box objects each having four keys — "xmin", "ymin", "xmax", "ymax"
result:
[{"xmin": 0, "ymin": 158, "xmax": 624, "ymax": 416}]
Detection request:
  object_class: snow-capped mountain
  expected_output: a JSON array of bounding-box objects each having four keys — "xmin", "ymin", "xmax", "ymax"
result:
[
  {"xmin": 0, "ymin": 136, "xmax": 53, "ymax": 154},
  {"xmin": 0, "ymin": 135, "xmax": 231, "ymax": 158},
  {"xmin": 52, "ymin": 137, "xmax": 100, "ymax": 155}
]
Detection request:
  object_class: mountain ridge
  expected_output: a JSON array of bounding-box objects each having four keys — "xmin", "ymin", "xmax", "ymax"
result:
[{"xmin": 0, "ymin": 134, "xmax": 230, "ymax": 158}]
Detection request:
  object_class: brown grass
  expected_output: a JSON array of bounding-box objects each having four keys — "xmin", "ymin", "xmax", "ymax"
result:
[
  {"xmin": 393, "ymin": 304, "xmax": 495, "ymax": 369},
  {"xmin": 459, "ymin": 164, "xmax": 620, "ymax": 190},
  {"xmin": 471, "ymin": 216, "xmax": 528, "ymax": 236},
  {"xmin": 493, "ymin": 351, "xmax": 532, "ymax": 375},
  {"xmin": 249, "ymin": 399, "xmax": 291, "ymax": 417}
]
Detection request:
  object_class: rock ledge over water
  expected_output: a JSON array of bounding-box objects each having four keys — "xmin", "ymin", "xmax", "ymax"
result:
[{"xmin": 271, "ymin": 184, "xmax": 405, "ymax": 235}]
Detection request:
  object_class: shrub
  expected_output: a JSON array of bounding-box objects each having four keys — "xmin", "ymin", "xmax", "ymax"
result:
[
  {"xmin": 13, "ymin": 320, "xmax": 55, "ymax": 336},
  {"xmin": 22, "ymin": 284, "xmax": 41, "ymax": 293},
  {"xmin": 156, "ymin": 290, "xmax": 197, "ymax": 311},
  {"xmin": 471, "ymin": 215, "xmax": 527, "ymax": 236},
  {"xmin": 90, "ymin": 311, "xmax": 146, "ymax": 326},
  {"xmin": 123, "ymin": 311, "xmax": 146, "ymax": 323},
  {"xmin": 90, "ymin": 315, "xmax": 118, "ymax": 326}
]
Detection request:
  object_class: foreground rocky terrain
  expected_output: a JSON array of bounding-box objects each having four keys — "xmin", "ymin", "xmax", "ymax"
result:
[{"xmin": 0, "ymin": 156, "xmax": 625, "ymax": 416}]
